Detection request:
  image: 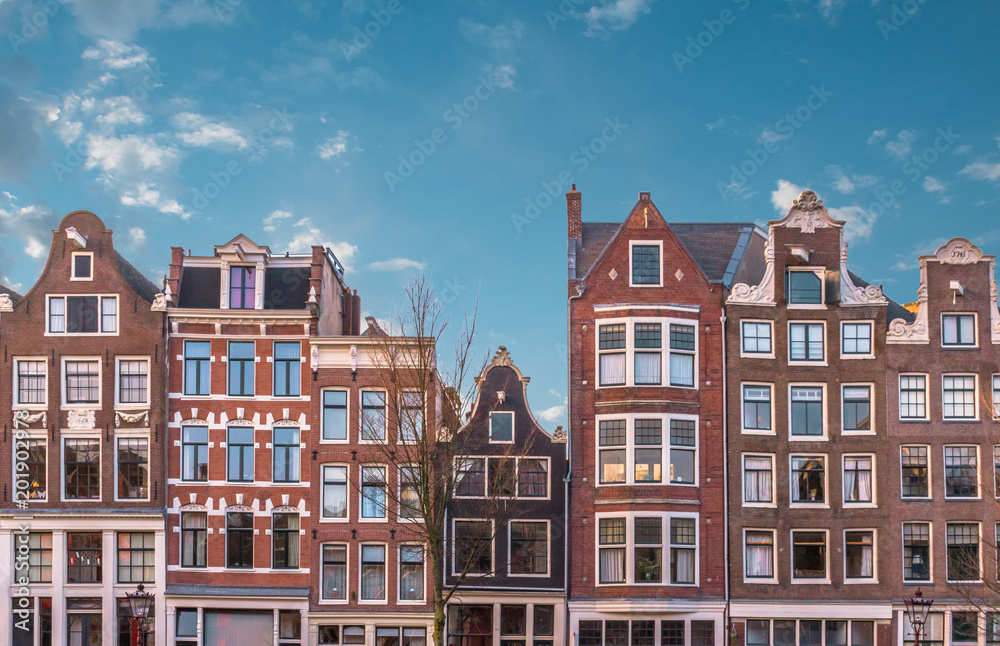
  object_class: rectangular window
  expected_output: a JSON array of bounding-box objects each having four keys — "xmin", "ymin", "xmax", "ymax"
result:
[
  {"xmin": 181, "ymin": 512, "xmax": 207, "ymax": 568},
  {"xmin": 534, "ymin": 605, "xmax": 555, "ymax": 637},
  {"xmin": 65, "ymin": 360, "xmax": 99, "ymax": 404},
  {"xmin": 227, "ymin": 427, "xmax": 255, "ymax": 483},
  {"xmin": 66, "ymin": 532, "xmax": 102, "ymax": 583},
  {"xmin": 66, "ymin": 296, "xmax": 99, "ymax": 333},
  {"xmin": 400, "ymin": 391, "xmax": 424, "ymax": 443},
  {"xmin": 632, "ymin": 620, "xmax": 655, "ymax": 646},
  {"xmin": 743, "ymin": 385, "xmax": 772, "ymax": 432},
  {"xmin": 669, "ymin": 419, "xmax": 695, "ymax": 484},
  {"xmin": 184, "ymin": 341, "xmax": 211, "ymax": 396},
  {"xmin": 668, "ymin": 324, "xmax": 695, "ymax": 387},
  {"xmin": 790, "ymin": 386, "xmax": 824, "ymax": 436},
  {"xmin": 904, "ymin": 613, "xmax": 943, "ymax": 646},
  {"xmin": 899, "ymin": 374, "xmax": 928, "ymax": 419},
  {"xmin": 500, "ymin": 605, "xmax": 526, "ymax": 638},
  {"xmin": 943, "ymin": 313, "xmax": 976, "ymax": 346},
  {"xmin": 272, "ymin": 427, "xmax": 300, "ymax": 483},
  {"xmin": 791, "ymin": 456, "xmax": 826, "ymax": 504},
  {"xmin": 631, "ymin": 244, "xmax": 660, "ymax": 285},
  {"xmin": 634, "ymin": 323, "xmax": 662, "ymax": 385},
  {"xmin": 633, "ymin": 419, "xmax": 661, "ymax": 483},
  {"xmin": 17, "ymin": 360, "xmax": 46, "ymax": 405},
  {"xmin": 450, "ymin": 606, "xmax": 493, "ymax": 646},
  {"xmin": 361, "ymin": 466, "xmax": 387, "ymax": 519},
  {"xmin": 743, "ymin": 455, "xmax": 773, "ymax": 504},
  {"xmin": 72, "ymin": 253, "xmax": 92, "ymax": 279},
  {"xmin": 26, "ymin": 532, "xmax": 52, "ymax": 583},
  {"xmin": 788, "ymin": 270, "xmax": 823, "ymax": 304},
  {"xmin": 842, "ymin": 386, "xmax": 871, "ymax": 432},
  {"xmin": 599, "ymin": 419, "xmax": 627, "ymax": 484},
  {"xmin": 400, "ymin": 545, "xmax": 425, "ymax": 601},
  {"xmin": 228, "ymin": 341, "xmax": 255, "ymax": 397},
  {"xmin": 454, "ymin": 520, "xmax": 492, "ymax": 575},
  {"xmin": 510, "ymin": 521, "xmax": 548, "ymax": 575},
  {"xmin": 841, "ymin": 322, "xmax": 872, "ymax": 356},
  {"xmin": 399, "ymin": 465, "xmax": 421, "ymax": 519},
  {"xmin": 789, "ymin": 323, "xmax": 824, "ymax": 362},
  {"xmin": 321, "ymin": 544, "xmax": 347, "ymax": 600},
  {"xmin": 670, "ymin": 518, "xmax": 696, "ymax": 584},
  {"xmin": 741, "ymin": 321, "xmax": 773, "ymax": 355},
  {"xmin": 273, "ymin": 342, "xmax": 300, "ymax": 397},
  {"xmin": 952, "ymin": 612, "xmax": 978, "ymax": 644},
  {"xmin": 745, "ymin": 621, "xmax": 769, "ymax": 646},
  {"xmin": 994, "ymin": 376, "xmax": 1000, "ymax": 419},
  {"xmin": 605, "ymin": 621, "xmax": 628, "ymax": 646},
  {"xmin": 490, "ymin": 411, "xmax": 513, "ymax": 443},
  {"xmin": 744, "ymin": 530, "xmax": 774, "ymax": 579},
  {"xmin": 21, "ymin": 438, "xmax": 46, "ymax": 500},
  {"xmin": 791, "ymin": 531, "xmax": 827, "ymax": 579},
  {"xmin": 361, "ymin": 391, "xmax": 386, "ymax": 441},
  {"xmin": 455, "ymin": 458, "xmax": 486, "ymax": 497},
  {"xmin": 843, "ymin": 456, "xmax": 873, "ymax": 504},
  {"xmin": 116, "ymin": 532, "xmax": 154, "ymax": 583},
  {"xmin": 226, "ymin": 512, "xmax": 254, "ymax": 568},
  {"xmin": 181, "ymin": 426, "xmax": 208, "ymax": 481},
  {"xmin": 517, "ymin": 458, "xmax": 548, "ymax": 497},
  {"xmin": 996, "ymin": 446, "xmax": 1000, "ymax": 498},
  {"xmin": 633, "ymin": 517, "xmax": 662, "ymax": 583},
  {"xmin": 901, "ymin": 446, "xmax": 929, "ymax": 498},
  {"xmin": 230, "ymin": 266, "xmax": 256, "ymax": 309},
  {"xmin": 64, "ymin": 438, "xmax": 100, "ymax": 499},
  {"xmin": 488, "ymin": 457, "xmax": 516, "ymax": 497},
  {"xmin": 322, "ymin": 465, "xmax": 348, "ymax": 519},
  {"xmin": 117, "ymin": 437, "xmax": 148, "ymax": 499},
  {"xmin": 945, "ymin": 446, "xmax": 979, "ymax": 498},
  {"xmin": 599, "ymin": 324, "xmax": 627, "ymax": 386},
  {"xmin": 947, "ymin": 522, "xmax": 980, "ymax": 582},
  {"xmin": 903, "ymin": 522, "xmax": 930, "ymax": 582},
  {"xmin": 48, "ymin": 296, "xmax": 65, "ymax": 332},
  {"xmin": 272, "ymin": 513, "xmax": 299, "ymax": 569},
  {"xmin": 844, "ymin": 531, "xmax": 874, "ymax": 579},
  {"xmin": 100, "ymin": 297, "xmax": 116, "ymax": 333},
  {"xmin": 117, "ymin": 360, "xmax": 148, "ymax": 405},
  {"xmin": 598, "ymin": 518, "xmax": 626, "ymax": 584},
  {"xmin": 323, "ymin": 390, "xmax": 348, "ymax": 441},
  {"xmin": 662, "ymin": 621, "xmax": 686, "ymax": 646},
  {"xmin": 943, "ymin": 375, "xmax": 977, "ymax": 419}
]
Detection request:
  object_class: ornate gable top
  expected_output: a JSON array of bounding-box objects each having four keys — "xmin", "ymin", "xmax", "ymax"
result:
[
  {"xmin": 768, "ymin": 190, "xmax": 845, "ymax": 233},
  {"xmin": 928, "ymin": 238, "xmax": 987, "ymax": 265},
  {"xmin": 490, "ymin": 346, "xmax": 513, "ymax": 368}
]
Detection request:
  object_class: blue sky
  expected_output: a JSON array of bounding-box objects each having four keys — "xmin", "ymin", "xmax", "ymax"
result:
[{"xmin": 1, "ymin": 0, "xmax": 999, "ymax": 428}]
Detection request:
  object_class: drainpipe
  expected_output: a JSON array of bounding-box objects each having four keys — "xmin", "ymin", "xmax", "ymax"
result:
[
  {"xmin": 721, "ymin": 313, "xmax": 731, "ymax": 643},
  {"xmin": 565, "ymin": 284, "xmax": 585, "ymax": 646}
]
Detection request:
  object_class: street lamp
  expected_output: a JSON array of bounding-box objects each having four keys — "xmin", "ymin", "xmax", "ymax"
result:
[
  {"xmin": 126, "ymin": 583, "xmax": 154, "ymax": 646},
  {"xmin": 904, "ymin": 588, "xmax": 934, "ymax": 646}
]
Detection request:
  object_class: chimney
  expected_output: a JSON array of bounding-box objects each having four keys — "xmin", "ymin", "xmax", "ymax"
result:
[
  {"xmin": 567, "ymin": 184, "xmax": 582, "ymax": 240},
  {"xmin": 351, "ymin": 290, "xmax": 361, "ymax": 336}
]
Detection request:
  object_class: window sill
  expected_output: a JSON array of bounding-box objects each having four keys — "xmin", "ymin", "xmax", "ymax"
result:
[
  {"xmin": 840, "ymin": 354, "xmax": 876, "ymax": 360},
  {"xmin": 843, "ymin": 578, "xmax": 878, "ymax": 585},
  {"xmin": 740, "ymin": 353, "xmax": 776, "ymax": 360},
  {"xmin": 788, "ymin": 436, "xmax": 828, "ymax": 441},
  {"xmin": 741, "ymin": 429, "xmax": 776, "ymax": 436},
  {"xmin": 843, "ymin": 503, "xmax": 877, "ymax": 509},
  {"xmin": 942, "ymin": 418, "xmax": 981, "ymax": 423},
  {"xmin": 944, "ymin": 496, "xmax": 982, "ymax": 501},
  {"xmin": 901, "ymin": 497, "xmax": 933, "ymax": 502},
  {"xmin": 790, "ymin": 578, "xmax": 831, "ymax": 585},
  {"xmin": 786, "ymin": 304, "xmax": 827, "ymax": 310},
  {"xmin": 841, "ymin": 430, "xmax": 876, "ymax": 436},
  {"xmin": 742, "ymin": 502, "xmax": 777, "ymax": 508},
  {"xmin": 789, "ymin": 503, "xmax": 830, "ymax": 509},
  {"xmin": 743, "ymin": 578, "xmax": 779, "ymax": 585},
  {"xmin": 787, "ymin": 361, "xmax": 828, "ymax": 367},
  {"xmin": 318, "ymin": 518, "xmax": 350, "ymax": 524},
  {"xmin": 13, "ymin": 404, "xmax": 47, "ymax": 411}
]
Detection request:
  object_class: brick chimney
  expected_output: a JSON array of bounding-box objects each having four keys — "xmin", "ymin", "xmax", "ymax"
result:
[{"xmin": 567, "ymin": 184, "xmax": 582, "ymax": 240}]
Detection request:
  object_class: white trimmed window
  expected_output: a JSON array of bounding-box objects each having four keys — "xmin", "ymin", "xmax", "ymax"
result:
[
  {"xmin": 899, "ymin": 374, "xmax": 928, "ymax": 420},
  {"xmin": 841, "ymin": 322, "xmax": 873, "ymax": 357},
  {"xmin": 597, "ymin": 414, "xmax": 698, "ymax": 486},
  {"xmin": 942, "ymin": 313, "xmax": 977, "ymax": 347},
  {"xmin": 902, "ymin": 522, "xmax": 931, "ymax": 582},
  {"xmin": 741, "ymin": 321, "xmax": 773, "ymax": 357},
  {"xmin": 942, "ymin": 375, "xmax": 977, "ymax": 420},
  {"xmin": 597, "ymin": 317, "xmax": 698, "ymax": 389},
  {"xmin": 742, "ymin": 454, "xmax": 774, "ymax": 505},
  {"xmin": 791, "ymin": 530, "xmax": 828, "ymax": 581},
  {"xmin": 398, "ymin": 465, "xmax": 421, "ymax": 520},
  {"xmin": 321, "ymin": 464, "xmax": 348, "ymax": 519},
  {"xmin": 47, "ymin": 295, "xmax": 117, "ymax": 334},
  {"xmin": 360, "ymin": 465, "xmax": 387, "ymax": 519},
  {"xmin": 399, "ymin": 391, "xmax": 424, "ymax": 443},
  {"xmin": 322, "ymin": 390, "xmax": 348, "ymax": 441},
  {"xmin": 844, "ymin": 530, "xmax": 875, "ymax": 581},
  {"xmin": 116, "ymin": 436, "xmax": 149, "ymax": 500},
  {"xmin": 789, "ymin": 385, "xmax": 825, "ymax": 438},
  {"xmin": 63, "ymin": 437, "xmax": 100, "ymax": 500},
  {"xmin": 900, "ymin": 445, "xmax": 930, "ymax": 499},
  {"xmin": 116, "ymin": 358, "xmax": 149, "ymax": 406},
  {"xmin": 995, "ymin": 446, "xmax": 1000, "ymax": 499},
  {"xmin": 15, "ymin": 359, "xmax": 46, "ymax": 406},
  {"xmin": 399, "ymin": 544, "xmax": 425, "ymax": 601},
  {"xmin": 509, "ymin": 521, "xmax": 549, "ymax": 576},
  {"xmin": 63, "ymin": 359, "xmax": 100, "ymax": 406},
  {"xmin": 993, "ymin": 375, "xmax": 1000, "ymax": 419},
  {"xmin": 489, "ymin": 411, "xmax": 514, "ymax": 443},
  {"xmin": 841, "ymin": 385, "xmax": 872, "ymax": 433},
  {"xmin": 71, "ymin": 252, "xmax": 93, "ymax": 280},
  {"xmin": 790, "ymin": 455, "xmax": 826, "ymax": 505},
  {"xmin": 944, "ymin": 445, "xmax": 979, "ymax": 499},
  {"xmin": 630, "ymin": 241, "xmax": 662, "ymax": 286},
  {"xmin": 360, "ymin": 390, "xmax": 386, "ymax": 442},
  {"xmin": 595, "ymin": 512, "xmax": 698, "ymax": 586},
  {"xmin": 360, "ymin": 543, "xmax": 387, "ymax": 601},
  {"xmin": 787, "ymin": 269, "xmax": 824, "ymax": 305},
  {"xmin": 744, "ymin": 530, "xmax": 776, "ymax": 581},
  {"xmin": 788, "ymin": 322, "xmax": 825, "ymax": 363},
  {"xmin": 321, "ymin": 543, "xmax": 347, "ymax": 601},
  {"xmin": 741, "ymin": 384, "xmax": 773, "ymax": 433},
  {"xmin": 946, "ymin": 522, "xmax": 981, "ymax": 582},
  {"xmin": 453, "ymin": 519, "xmax": 493, "ymax": 576},
  {"xmin": 842, "ymin": 455, "xmax": 874, "ymax": 505}
]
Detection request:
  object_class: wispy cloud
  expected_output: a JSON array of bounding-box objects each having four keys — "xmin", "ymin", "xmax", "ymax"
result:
[
  {"xmin": 884, "ymin": 129, "xmax": 919, "ymax": 159},
  {"xmin": 825, "ymin": 165, "xmax": 879, "ymax": 195},
  {"xmin": 367, "ymin": 258, "xmax": 426, "ymax": 272},
  {"xmin": 172, "ymin": 112, "xmax": 248, "ymax": 150},
  {"xmin": 129, "ymin": 227, "xmax": 147, "ymax": 246},
  {"xmin": 758, "ymin": 128, "xmax": 791, "ymax": 145},
  {"xmin": 459, "ymin": 18, "xmax": 526, "ymax": 89},
  {"xmin": 771, "ymin": 179, "xmax": 877, "ymax": 242},
  {"xmin": 578, "ymin": 0, "xmax": 652, "ymax": 39},
  {"xmin": 281, "ymin": 216, "xmax": 359, "ymax": 271},
  {"xmin": 537, "ymin": 403, "xmax": 567, "ymax": 422},
  {"xmin": 867, "ymin": 129, "xmax": 888, "ymax": 145},
  {"xmin": 82, "ymin": 40, "xmax": 153, "ymax": 70},
  {"xmin": 960, "ymin": 161, "xmax": 1000, "ymax": 182},
  {"xmin": 923, "ymin": 176, "xmax": 947, "ymax": 192},
  {"xmin": 119, "ymin": 182, "xmax": 190, "ymax": 218},
  {"xmin": 317, "ymin": 130, "xmax": 351, "ymax": 159},
  {"xmin": 262, "ymin": 210, "xmax": 293, "ymax": 232}
]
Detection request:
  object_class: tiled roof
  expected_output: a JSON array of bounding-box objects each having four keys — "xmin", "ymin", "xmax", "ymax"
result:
[
  {"xmin": 115, "ymin": 251, "xmax": 160, "ymax": 303},
  {"xmin": 848, "ymin": 270, "xmax": 915, "ymax": 326}
]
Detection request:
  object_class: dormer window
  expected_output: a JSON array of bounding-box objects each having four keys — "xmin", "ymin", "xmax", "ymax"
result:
[
  {"xmin": 230, "ymin": 266, "xmax": 256, "ymax": 309},
  {"xmin": 787, "ymin": 269, "xmax": 823, "ymax": 305},
  {"xmin": 71, "ymin": 253, "xmax": 93, "ymax": 281}
]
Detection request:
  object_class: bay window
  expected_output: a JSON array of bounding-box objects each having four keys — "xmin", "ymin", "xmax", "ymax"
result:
[{"xmin": 597, "ymin": 317, "xmax": 698, "ymax": 388}]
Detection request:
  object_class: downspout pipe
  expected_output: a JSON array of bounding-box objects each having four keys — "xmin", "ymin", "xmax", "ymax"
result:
[
  {"xmin": 565, "ymin": 283, "xmax": 585, "ymax": 646},
  {"xmin": 721, "ymin": 313, "xmax": 731, "ymax": 643}
]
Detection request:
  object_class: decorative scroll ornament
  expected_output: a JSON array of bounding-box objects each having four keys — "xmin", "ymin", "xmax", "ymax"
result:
[
  {"xmin": 775, "ymin": 191, "xmax": 844, "ymax": 233},
  {"xmin": 887, "ymin": 268, "xmax": 930, "ymax": 344},
  {"xmin": 227, "ymin": 418, "xmax": 254, "ymax": 427},
  {"xmin": 935, "ymin": 238, "xmax": 984, "ymax": 265},
  {"xmin": 115, "ymin": 410, "xmax": 149, "ymax": 428},
  {"xmin": 311, "ymin": 345, "xmax": 320, "ymax": 373},
  {"xmin": 490, "ymin": 346, "xmax": 513, "ymax": 368},
  {"xmin": 350, "ymin": 345, "xmax": 358, "ymax": 372},
  {"xmin": 0, "ymin": 293, "xmax": 12, "ymax": 312},
  {"xmin": 840, "ymin": 241, "xmax": 887, "ymax": 306},
  {"xmin": 179, "ymin": 503, "xmax": 208, "ymax": 511},
  {"xmin": 226, "ymin": 504, "xmax": 253, "ymax": 512},
  {"xmin": 67, "ymin": 410, "xmax": 96, "ymax": 430},
  {"xmin": 728, "ymin": 228, "xmax": 776, "ymax": 306},
  {"xmin": 272, "ymin": 419, "xmax": 298, "ymax": 427},
  {"xmin": 272, "ymin": 505, "xmax": 298, "ymax": 513},
  {"xmin": 151, "ymin": 293, "xmax": 167, "ymax": 311},
  {"xmin": 13, "ymin": 410, "xmax": 46, "ymax": 429},
  {"xmin": 551, "ymin": 426, "xmax": 568, "ymax": 444}
]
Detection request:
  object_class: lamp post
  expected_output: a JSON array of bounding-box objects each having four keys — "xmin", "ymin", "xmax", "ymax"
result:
[
  {"xmin": 904, "ymin": 588, "xmax": 934, "ymax": 646},
  {"xmin": 126, "ymin": 583, "xmax": 154, "ymax": 646}
]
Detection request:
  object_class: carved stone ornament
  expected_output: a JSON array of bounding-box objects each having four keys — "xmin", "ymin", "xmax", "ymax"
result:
[
  {"xmin": 771, "ymin": 191, "xmax": 844, "ymax": 234},
  {"xmin": 0, "ymin": 293, "xmax": 12, "ymax": 312},
  {"xmin": 350, "ymin": 345, "xmax": 358, "ymax": 372},
  {"xmin": 179, "ymin": 503, "xmax": 208, "ymax": 512},
  {"xmin": 13, "ymin": 410, "xmax": 46, "ymax": 429},
  {"xmin": 935, "ymin": 238, "xmax": 984, "ymax": 265},
  {"xmin": 490, "ymin": 346, "xmax": 514, "ymax": 368},
  {"xmin": 226, "ymin": 504, "xmax": 253, "ymax": 513},
  {"xmin": 67, "ymin": 410, "xmax": 96, "ymax": 430},
  {"xmin": 115, "ymin": 410, "xmax": 149, "ymax": 428},
  {"xmin": 728, "ymin": 229, "xmax": 776, "ymax": 306},
  {"xmin": 227, "ymin": 418, "xmax": 254, "ymax": 427},
  {"xmin": 272, "ymin": 505, "xmax": 298, "ymax": 513},
  {"xmin": 551, "ymin": 426, "xmax": 568, "ymax": 444},
  {"xmin": 887, "ymin": 268, "xmax": 930, "ymax": 344},
  {"xmin": 272, "ymin": 420, "xmax": 298, "ymax": 427},
  {"xmin": 840, "ymin": 240, "xmax": 887, "ymax": 306},
  {"xmin": 311, "ymin": 345, "xmax": 320, "ymax": 373},
  {"xmin": 151, "ymin": 293, "xmax": 167, "ymax": 312}
]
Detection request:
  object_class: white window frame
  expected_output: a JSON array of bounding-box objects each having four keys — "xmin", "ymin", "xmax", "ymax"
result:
[
  {"xmin": 13, "ymin": 431, "xmax": 47, "ymax": 502},
  {"xmin": 786, "ymin": 267, "xmax": 826, "ymax": 308},
  {"xmin": 60, "ymin": 356, "xmax": 102, "ymax": 409},
  {"xmin": 398, "ymin": 390, "xmax": 425, "ymax": 445},
  {"xmin": 787, "ymin": 320, "xmax": 827, "ymax": 365},
  {"xmin": 942, "ymin": 373, "xmax": 979, "ymax": 421},
  {"xmin": 359, "ymin": 464, "xmax": 388, "ymax": 522},
  {"xmin": 507, "ymin": 519, "xmax": 551, "ymax": 577},
  {"xmin": 113, "ymin": 432, "xmax": 150, "ymax": 503},
  {"xmin": 226, "ymin": 340, "xmax": 257, "ymax": 398},
  {"xmin": 61, "ymin": 435, "xmax": 101, "ymax": 502},
  {"xmin": 489, "ymin": 410, "xmax": 515, "ymax": 444},
  {"xmin": 941, "ymin": 312, "xmax": 978, "ymax": 348},
  {"xmin": 945, "ymin": 521, "xmax": 983, "ymax": 583},
  {"xmin": 740, "ymin": 320, "xmax": 775, "ymax": 359},
  {"xmin": 358, "ymin": 541, "xmax": 388, "ymax": 604},
  {"xmin": 943, "ymin": 444, "xmax": 981, "ymax": 500},
  {"xmin": 842, "ymin": 528, "xmax": 878, "ymax": 584},
  {"xmin": 318, "ymin": 541, "xmax": 349, "ymax": 605},
  {"xmin": 453, "ymin": 456, "xmax": 486, "ymax": 499},
  {"xmin": 742, "ymin": 528, "xmax": 778, "ymax": 584},
  {"xmin": 593, "ymin": 511, "xmax": 699, "ymax": 587},
  {"xmin": 787, "ymin": 382, "xmax": 828, "ymax": 440},
  {"xmin": 594, "ymin": 316, "xmax": 699, "ymax": 390},
  {"xmin": 629, "ymin": 240, "xmax": 664, "ymax": 287},
  {"xmin": 70, "ymin": 251, "xmax": 94, "ymax": 281},
  {"xmin": 114, "ymin": 356, "xmax": 150, "ymax": 408},
  {"xmin": 900, "ymin": 445, "xmax": 932, "ymax": 501},
  {"xmin": 397, "ymin": 463, "xmax": 423, "ymax": 522},
  {"xmin": 320, "ymin": 463, "xmax": 350, "ymax": 523},
  {"xmin": 269, "ymin": 511, "xmax": 301, "ymax": 571},
  {"xmin": 451, "ymin": 518, "xmax": 495, "ymax": 578},
  {"xmin": 740, "ymin": 382, "xmax": 775, "ymax": 435},
  {"xmin": 741, "ymin": 453, "xmax": 776, "ymax": 508},
  {"xmin": 899, "ymin": 373, "xmax": 930, "ymax": 421},
  {"xmin": 789, "ymin": 453, "xmax": 829, "ymax": 508},
  {"xmin": 182, "ymin": 339, "xmax": 213, "ymax": 398},
  {"xmin": 840, "ymin": 320, "xmax": 875, "ymax": 359},
  {"xmin": 359, "ymin": 389, "xmax": 388, "ymax": 443},
  {"xmin": 789, "ymin": 528, "xmax": 830, "ymax": 584},
  {"xmin": 901, "ymin": 521, "xmax": 933, "ymax": 584},
  {"xmin": 841, "ymin": 453, "xmax": 877, "ymax": 507},
  {"xmin": 13, "ymin": 357, "xmax": 48, "ymax": 409},
  {"xmin": 841, "ymin": 383, "xmax": 875, "ymax": 435},
  {"xmin": 45, "ymin": 294, "xmax": 119, "ymax": 336},
  {"xmin": 995, "ymin": 446, "xmax": 1000, "ymax": 500},
  {"xmin": 594, "ymin": 413, "xmax": 699, "ymax": 487},
  {"xmin": 320, "ymin": 388, "xmax": 350, "ymax": 444},
  {"xmin": 993, "ymin": 375, "xmax": 1000, "ymax": 420},
  {"xmin": 397, "ymin": 542, "xmax": 426, "ymax": 604}
]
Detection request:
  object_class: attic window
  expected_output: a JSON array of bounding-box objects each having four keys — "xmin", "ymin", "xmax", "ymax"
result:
[
  {"xmin": 787, "ymin": 269, "xmax": 823, "ymax": 305},
  {"xmin": 490, "ymin": 411, "xmax": 514, "ymax": 443},
  {"xmin": 631, "ymin": 242, "xmax": 662, "ymax": 286},
  {"xmin": 71, "ymin": 253, "xmax": 93, "ymax": 281},
  {"xmin": 229, "ymin": 266, "xmax": 255, "ymax": 309}
]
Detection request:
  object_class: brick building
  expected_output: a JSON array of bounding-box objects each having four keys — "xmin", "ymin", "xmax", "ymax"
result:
[
  {"xmin": 724, "ymin": 191, "xmax": 909, "ymax": 645},
  {"xmin": 0, "ymin": 210, "xmax": 167, "ymax": 645},
  {"xmin": 162, "ymin": 235, "xmax": 356, "ymax": 645},
  {"xmin": 445, "ymin": 346, "xmax": 567, "ymax": 646},
  {"xmin": 566, "ymin": 188, "xmax": 764, "ymax": 645},
  {"xmin": 884, "ymin": 237, "xmax": 1000, "ymax": 645}
]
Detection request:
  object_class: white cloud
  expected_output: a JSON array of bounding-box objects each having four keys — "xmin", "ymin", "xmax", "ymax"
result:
[
  {"xmin": 93, "ymin": 95, "xmax": 147, "ymax": 131},
  {"xmin": 85, "ymin": 134, "xmax": 180, "ymax": 180},
  {"xmin": 960, "ymin": 162, "xmax": 1000, "ymax": 182},
  {"xmin": 923, "ymin": 176, "xmax": 947, "ymax": 192},
  {"xmin": 68, "ymin": 0, "xmax": 239, "ymax": 40},
  {"xmin": 172, "ymin": 112, "xmax": 248, "ymax": 150},
  {"xmin": 82, "ymin": 39, "xmax": 153, "ymax": 69},
  {"xmin": 826, "ymin": 165, "xmax": 855, "ymax": 194},
  {"xmin": 537, "ymin": 403, "xmax": 567, "ymax": 422},
  {"xmin": 367, "ymin": 258, "xmax": 426, "ymax": 272},
  {"xmin": 817, "ymin": 0, "xmax": 847, "ymax": 23},
  {"xmin": 771, "ymin": 179, "xmax": 877, "ymax": 243},
  {"xmin": 758, "ymin": 128, "xmax": 790, "ymax": 145},
  {"xmin": 459, "ymin": 19, "xmax": 525, "ymax": 88},
  {"xmin": 953, "ymin": 144, "xmax": 973, "ymax": 156},
  {"xmin": 486, "ymin": 64, "xmax": 517, "ymax": 89},
  {"xmin": 770, "ymin": 179, "xmax": 806, "ymax": 212},
  {"xmin": 705, "ymin": 117, "xmax": 727, "ymax": 131},
  {"xmin": 24, "ymin": 237, "xmax": 45, "ymax": 259},
  {"xmin": 317, "ymin": 131, "xmax": 350, "ymax": 159},
  {"xmin": 119, "ymin": 182, "xmax": 190, "ymax": 218},
  {"xmin": 2, "ymin": 277, "xmax": 23, "ymax": 292},
  {"xmin": 867, "ymin": 129, "xmax": 888, "ymax": 145},
  {"xmin": 283, "ymin": 217, "xmax": 359, "ymax": 271},
  {"xmin": 884, "ymin": 129, "xmax": 919, "ymax": 159},
  {"xmin": 129, "ymin": 227, "xmax": 146, "ymax": 246},
  {"xmin": 579, "ymin": 0, "xmax": 652, "ymax": 38},
  {"xmin": 262, "ymin": 210, "xmax": 293, "ymax": 232}
]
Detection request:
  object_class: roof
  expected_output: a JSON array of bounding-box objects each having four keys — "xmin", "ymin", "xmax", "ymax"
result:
[
  {"xmin": 0, "ymin": 283, "xmax": 22, "ymax": 304},
  {"xmin": 848, "ymin": 271, "xmax": 915, "ymax": 326},
  {"xmin": 115, "ymin": 251, "xmax": 160, "ymax": 303}
]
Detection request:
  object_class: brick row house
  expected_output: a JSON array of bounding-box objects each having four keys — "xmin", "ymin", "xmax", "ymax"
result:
[
  {"xmin": 565, "ymin": 188, "xmax": 765, "ymax": 646},
  {"xmin": 0, "ymin": 211, "xmax": 168, "ymax": 646}
]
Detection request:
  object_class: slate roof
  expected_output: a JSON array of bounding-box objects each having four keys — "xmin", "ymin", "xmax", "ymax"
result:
[
  {"xmin": 115, "ymin": 251, "xmax": 160, "ymax": 303},
  {"xmin": 848, "ymin": 270, "xmax": 915, "ymax": 326}
]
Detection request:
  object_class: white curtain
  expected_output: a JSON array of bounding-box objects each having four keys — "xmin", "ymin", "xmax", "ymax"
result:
[
  {"xmin": 634, "ymin": 352, "xmax": 661, "ymax": 384},
  {"xmin": 743, "ymin": 457, "xmax": 772, "ymax": 502},
  {"xmin": 673, "ymin": 548, "xmax": 695, "ymax": 583},
  {"xmin": 670, "ymin": 354, "xmax": 694, "ymax": 386},
  {"xmin": 600, "ymin": 353, "xmax": 625, "ymax": 385},
  {"xmin": 361, "ymin": 565, "xmax": 385, "ymax": 600},
  {"xmin": 600, "ymin": 548, "xmax": 625, "ymax": 583},
  {"xmin": 861, "ymin": 544, "xmax": 873, "ymax": 577},
  {"xmin": 745, "ymin": 536, "xmax": 773, "ymax": 577},
  {"xmin": 845, "ymin": 458, "xmax": 872, "ymax": 502},
  {"xmin": 323, "ymin": 546, "xmax": 346, "ymax": 599}
]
